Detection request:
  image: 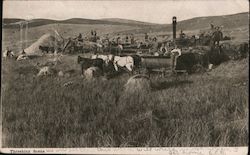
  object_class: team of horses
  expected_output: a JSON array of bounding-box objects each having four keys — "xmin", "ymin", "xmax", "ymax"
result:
[{"xmin": 77, "ymin": 54, "xmax": 142, "ymax": 78}]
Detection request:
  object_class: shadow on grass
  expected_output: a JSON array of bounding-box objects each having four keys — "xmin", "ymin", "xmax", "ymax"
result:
[
  {"xmin": 28, "ymin": 55, "xmax": 42, "ymax": 59},
  {"xmin": 152, "ymin": 80, "xmax": 193, "ymax": 91},
  {"xmin": 105, "ymin": 70, "xmax": 131, "ymax": 80}
]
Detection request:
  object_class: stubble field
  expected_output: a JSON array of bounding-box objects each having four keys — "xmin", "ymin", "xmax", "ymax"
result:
[{"xmin": 1, "ymin": 53, "xmax": 248, "ymax": 147}]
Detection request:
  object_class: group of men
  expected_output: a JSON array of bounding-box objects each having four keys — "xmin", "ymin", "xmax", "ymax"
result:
[
  {"xmin": 110, "ymin": 34, "xmax": 135, "ymax": 45},
  {"xmin": 65, "ymin": 30, "xmax": 182, "ymax": 62},
  {"xmin": 198, "ymin": 23, "xmax": 223, "ymax": 46},
  {"xmin": 73, "ymin": 30, "xmax": 98, "ymax": 43},
  {"xmin": 3, "ymin": 48, "xmax": 15, "ymax": 58}
]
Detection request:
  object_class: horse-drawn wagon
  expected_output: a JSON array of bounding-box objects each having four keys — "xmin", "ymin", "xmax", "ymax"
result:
[{"xmin": 139, "ymin": 54, "xmax": 189, "ymax": 76}]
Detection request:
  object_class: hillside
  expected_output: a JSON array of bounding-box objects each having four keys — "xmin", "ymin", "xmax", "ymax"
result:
[
  {"xmin": 4, "ymin": 12, "xmax": 248, "ymax": 30},
  {"xmin": 171, "ymin": 12, "xmax": 249, "ymax": 31},
  {"xmin": 100, "ymin": 18, "xmax": 156, "ymax": 26},
  {"xmin": 2, "ymin": 18, "xmax": 25, "ymax": 24},
  {"xmin": 121, "ymin": 12, "xmax": 249, "ymax": 34},
  {"xmin": 2, "ymin": 18, "xmax": 158, "ymax": 29}
]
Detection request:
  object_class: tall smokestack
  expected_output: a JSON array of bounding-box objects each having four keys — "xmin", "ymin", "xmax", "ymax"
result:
[{"xmin": 172, "ymin": 16, "xmax": 177, "ymax": 41}]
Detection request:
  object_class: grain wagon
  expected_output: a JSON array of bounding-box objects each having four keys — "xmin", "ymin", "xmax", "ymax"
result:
[{"xmin": 139, "ymin": 55, "xmax": 187, "ymax": 76}]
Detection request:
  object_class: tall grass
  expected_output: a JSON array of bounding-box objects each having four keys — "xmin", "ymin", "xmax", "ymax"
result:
[{"xmin": 1, "ymin": 56, "xmax": 248, "ymax": 147}]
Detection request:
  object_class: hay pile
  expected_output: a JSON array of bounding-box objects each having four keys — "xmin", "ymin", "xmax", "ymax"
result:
[
  {"xmin": 124, "ymin": 74, "xmax": 151, "ymax": 93},
  {"xmin": 84, "ymin": 67, "xmax": 102, "ymax": 80},
  {"xmin": 209, "ymin": 58, "xmax": 248, "ymax": 78},
  {"xmin": 23, "ymin": 33, "xmax": 58, "ymax": 56}
]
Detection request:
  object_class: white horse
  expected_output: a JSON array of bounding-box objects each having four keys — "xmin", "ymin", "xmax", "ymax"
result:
[
  {"xmin": 92, "ymin": 54, "xmax": 135, "ymax": 72},
  {"xmin": 108, "ymin": 55, "xmax": 134, "ymax": 72}
]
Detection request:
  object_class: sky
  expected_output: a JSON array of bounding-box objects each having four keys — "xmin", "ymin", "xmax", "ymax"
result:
[{"xmin": 3, "ymin": 0, "xmax": 249, "ymax": 24}]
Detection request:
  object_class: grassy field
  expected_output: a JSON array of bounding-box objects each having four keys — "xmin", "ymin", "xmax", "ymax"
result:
[
  {"xmin": 1, "ymin": 54, "xmax": 248, "ymax": 147},
  {"xmin": 1, "ymin": 12, "xmax": 249, "ymax": 147}
]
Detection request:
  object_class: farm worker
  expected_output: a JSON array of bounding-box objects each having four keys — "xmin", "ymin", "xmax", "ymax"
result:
[
  {"xmin": 170, "ymin": 46, "xmax": 182, "ymax": 71},
  {"xmin": 212, "ymin": 27, "xmax": 223, "ymax": 46},
  {"xmin": 16, "ymin": 49, "xmax": 28, "ymax": 61},
  {"xmin": 210, "ymin": 23, "xmax": 214, "ymax": 29},
  {"xmin": 117, "ymin": 36, "xmax": 122, "ymax": 45},
  {"xmin": 145, "ymin": 33, "xmax": 149, "ymax": 42},
  {"xmin": 137, "ymin": 42, "xmax": 142, "ymax": 49},
  {"xmin": 93, "ymin": 35, "xmax": 97, "ymax": 43},
  {"xmin": 3, "ymin": 48, "xmax": 15, "ymax": 58},
  {"xmin": 104, "ymin": 34, "xmax": 110, "ymax": 50},
  {"xmin": 21, "ymin": 49, "xmax": 26, "ymax": 55},
  {"xmin": 180, "ymin": 30, "xmax": 185, "ymax": 39},
  {"xmin": 105, "ymin": 34, "xmax": 110, "ymax": 41},
  {"xmin": 77, "ymin": 33, "xmax": 83, "ymax": 42},
  {"xmin": 117, "ymin": 44, "xmax": 123, "ymax": 56},
  {"xmin": 160, "ymin": 43, "xmax": 168, "ymax": 56},
  {"xmin": 150, "ymin": 38, "xmax": 158, "ymax": 55},
  {"xmin": 130, "ymin": 34, "xmax": 135, "ymax": 44},
  {"xmin": 96, "ymin": 39, "xmax": 103, "ymax": 53},
  {"xmin": 125, "ymin": 35, "xmax": 129, "ymax": 43},
  {"xmin": 153, "ymin": 37, "xmax": 157, "ymax": 41}
]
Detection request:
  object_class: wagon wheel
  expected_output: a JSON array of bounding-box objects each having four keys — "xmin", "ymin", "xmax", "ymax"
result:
[
  {"xmin": 139, "ymin": 68, "xmax": 152, "ymax": 77},
  {"xmin": 133, "ymin": 66, "xmax": 142, "ymax": 75}
]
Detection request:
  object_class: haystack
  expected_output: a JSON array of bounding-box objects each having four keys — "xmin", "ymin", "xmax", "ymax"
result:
[
  {"xmin": 84, "ymin": 67, "xmax": 102, "ymax": 80},
  {"xmin": 22, "ymin": 33, "xmax": 59, "ymax": 56},
  {"xmin": 124, "ymin": 74, "xmax": 151, "ymax": 93},
  {"xmin": 209, "ymin": 58, "xmax": 248, "ymax": 78}
]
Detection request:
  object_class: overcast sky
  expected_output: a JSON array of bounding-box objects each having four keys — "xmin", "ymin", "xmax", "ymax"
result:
[{"xmin": 3, "ymin": 0, "xmax": 249, "ymax": 24}]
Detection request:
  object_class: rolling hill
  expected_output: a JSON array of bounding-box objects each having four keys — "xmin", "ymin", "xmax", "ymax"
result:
[
  {"xmin": 100, "ymin": 18, "xmax": 156, "ymax": 26},
  {"xmin": 3, "ymin": 12, "xmax": 248, "ymax": 32},
  {"xmin": 2, "ymin": 18, "xmax": 159, "ymax": 29},
  {"xmin": 2, "ymin": 18, "xmax": 25, "ymax": 24},
  {"xmin": 168, "ymin": 12, "xmax": 249, "ymax": 31},
  {"xmin": 120, "ymin": 12, "xmax": 249, "ymax": 34}
]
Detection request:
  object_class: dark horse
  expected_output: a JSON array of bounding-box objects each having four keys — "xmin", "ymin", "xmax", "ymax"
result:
[
  {"xmin": 63, "ymin": 39, "xmax": 84, "ymax": 54},
  {"xmin": 39, "ymin": 46, "xmax": 55, "ymax": 54},
  {"xmin": 77, "ymin": 56, "xmax": 104, "ymax": 75},
  {"xmin": 175, "ymin": 52, "xmax": 209, "ymax": 74}
]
